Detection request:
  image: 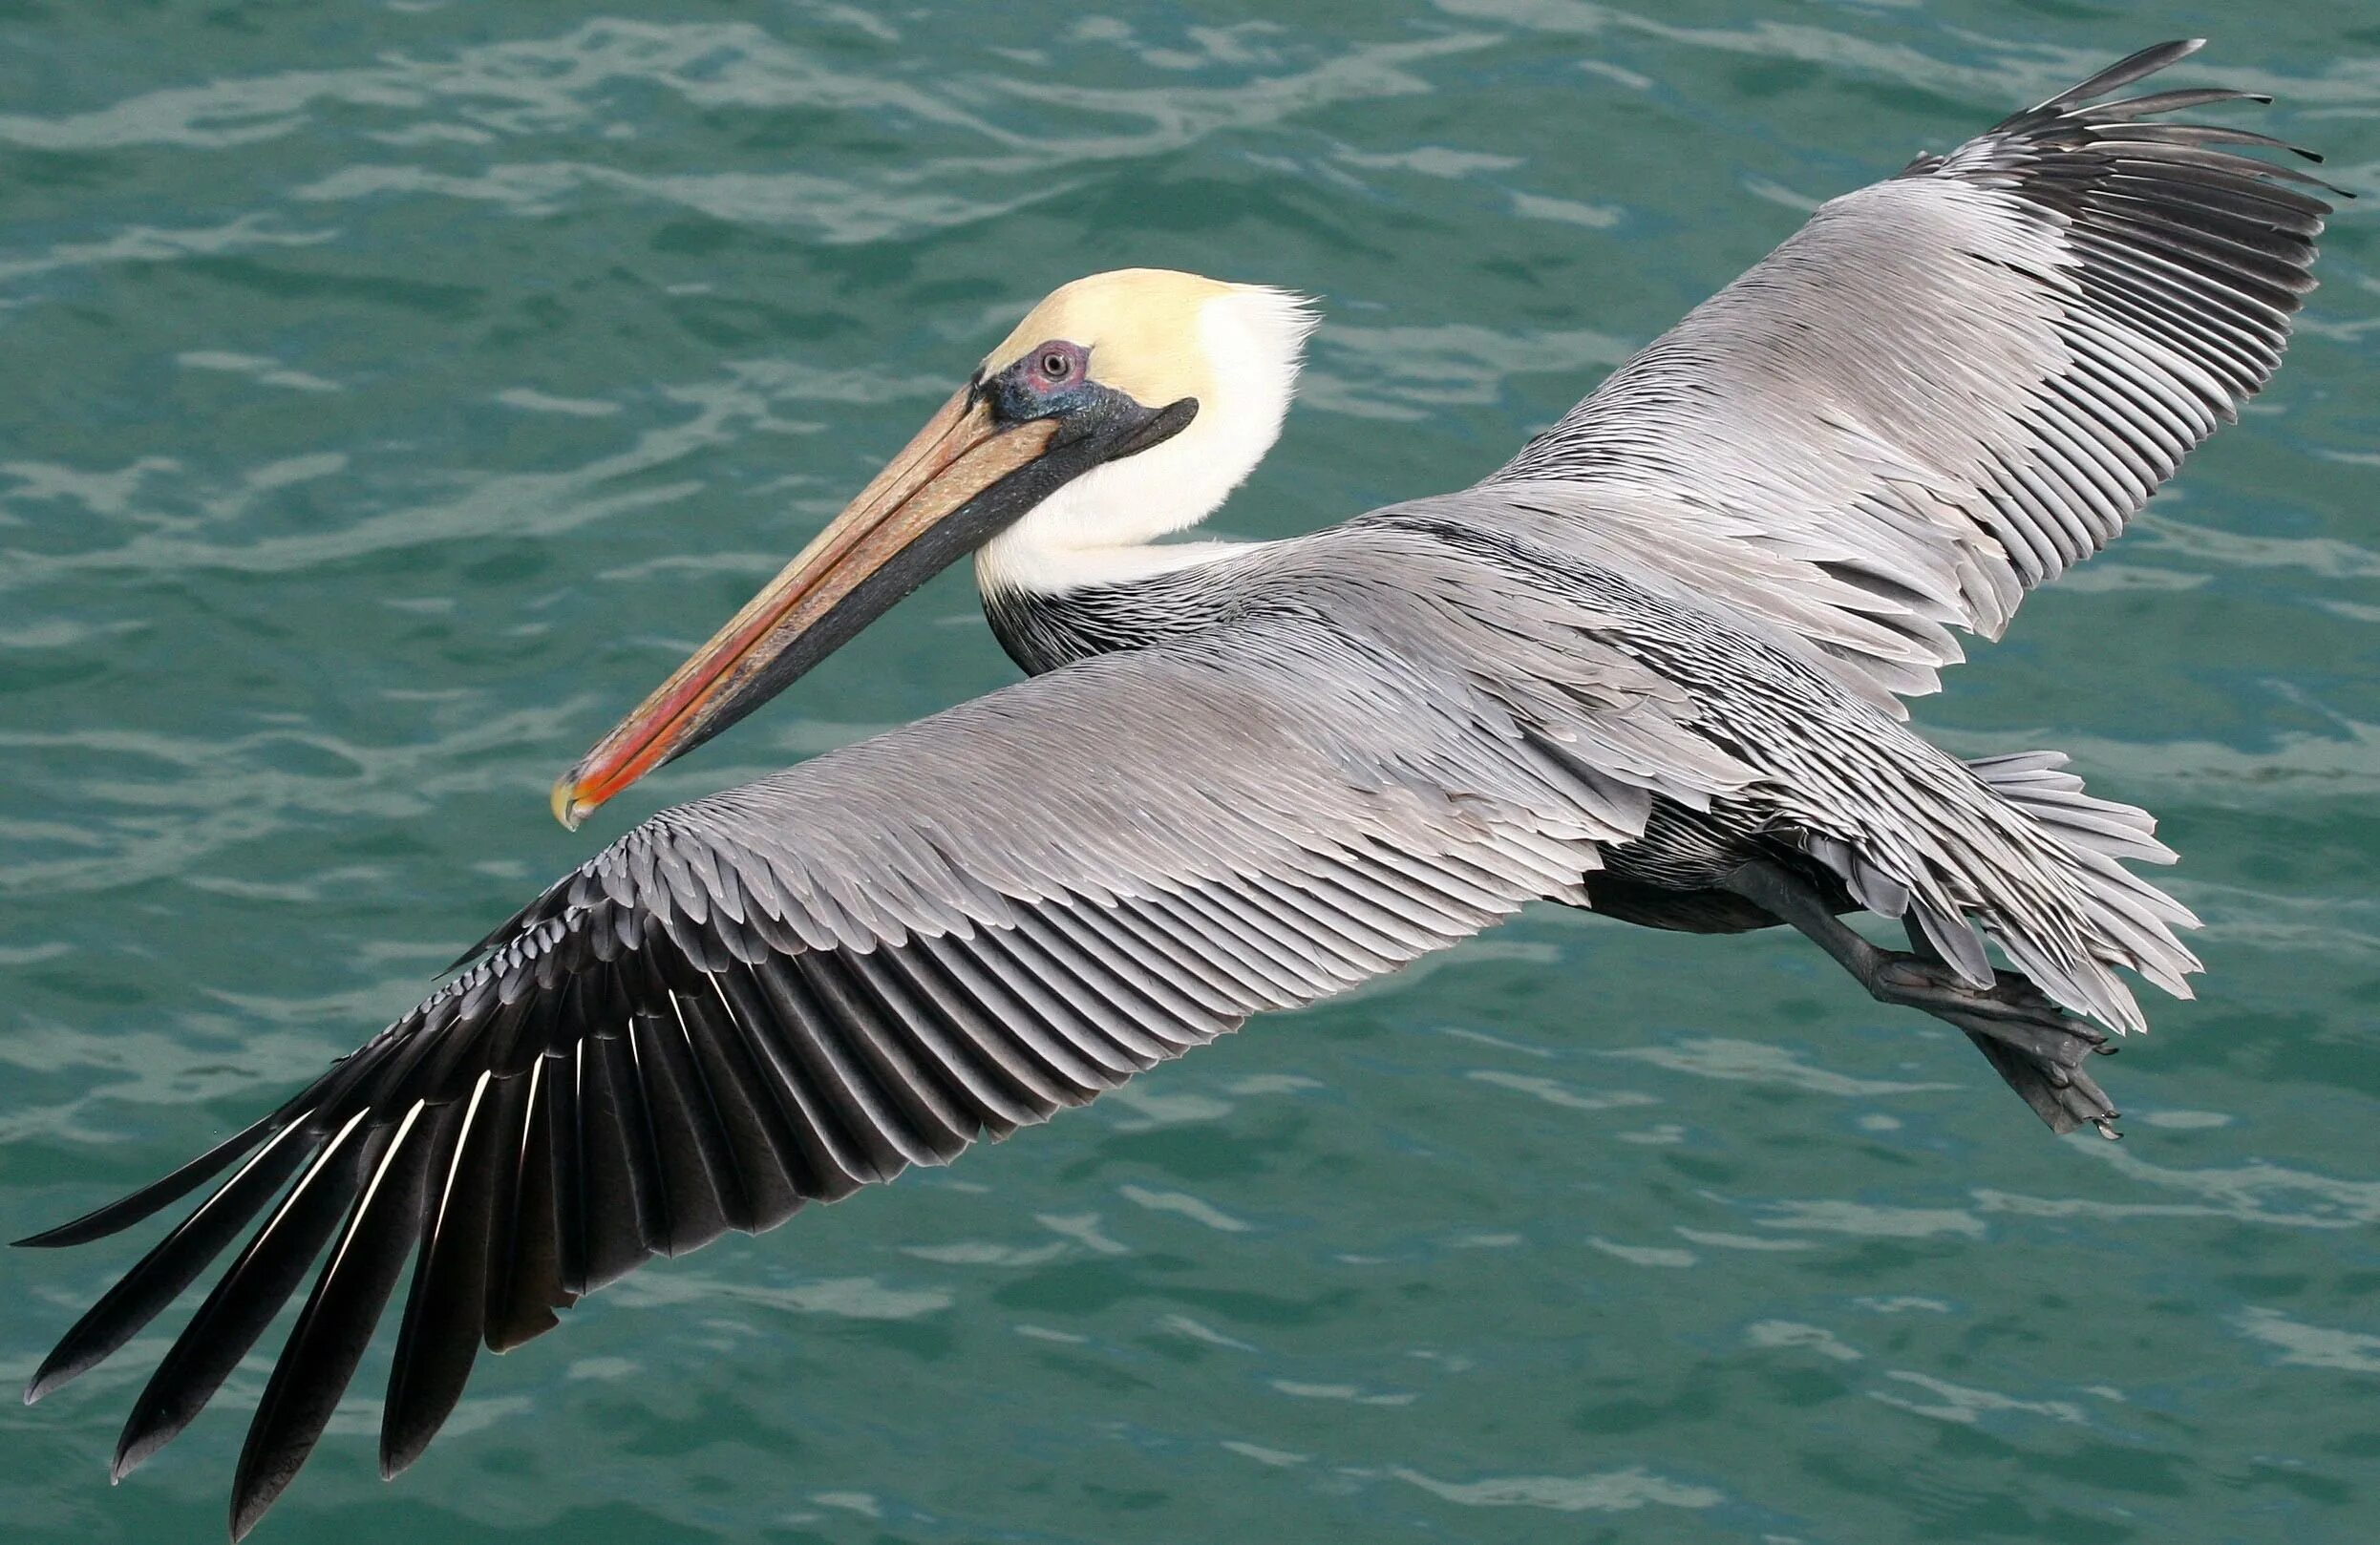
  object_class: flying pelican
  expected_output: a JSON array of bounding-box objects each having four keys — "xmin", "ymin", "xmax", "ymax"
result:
[{"xmin": 21, "ymin": 40, "xmax": 2331, "ymax": 1536}]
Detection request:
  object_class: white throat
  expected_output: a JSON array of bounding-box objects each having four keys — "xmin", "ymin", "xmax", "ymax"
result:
[{"xmin": 975, "ymin": 284, "xmax": 1314, "ymax": 598}]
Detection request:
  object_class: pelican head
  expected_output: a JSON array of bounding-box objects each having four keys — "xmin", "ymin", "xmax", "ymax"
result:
[{"xmin": 554, "ymin": 268, "xmax": 1317, "ymax": 828}]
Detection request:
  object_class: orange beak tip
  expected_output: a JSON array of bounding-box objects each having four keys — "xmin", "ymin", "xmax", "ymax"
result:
[{"xmin": 551, "ymin": 774, "xmax": 590, "ymax": 832}]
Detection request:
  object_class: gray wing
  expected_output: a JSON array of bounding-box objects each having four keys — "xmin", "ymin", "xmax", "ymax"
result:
[
  {"xmin": 19, "ymin": 603, "xmax": 1738, "ymax": 1537},
  {"xmin": 1484, "ymin": 39, "xmax": 2335, "ymax": 707}
]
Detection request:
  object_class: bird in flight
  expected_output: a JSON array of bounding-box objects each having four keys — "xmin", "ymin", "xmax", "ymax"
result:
[{"xmin": 21, "ymin": 39, "xmax": 2332, "ymax": 1539}]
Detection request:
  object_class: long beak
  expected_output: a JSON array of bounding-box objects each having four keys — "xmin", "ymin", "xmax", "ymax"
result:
[{"xmin": 552, "ymin": 387, "xmax": 1058, "ymax": 829}]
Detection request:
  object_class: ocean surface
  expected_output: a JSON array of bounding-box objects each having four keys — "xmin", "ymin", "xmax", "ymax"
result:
[{"xmin": 4, "ymin": 4, "xmax": 2376, "ymax": 1542}]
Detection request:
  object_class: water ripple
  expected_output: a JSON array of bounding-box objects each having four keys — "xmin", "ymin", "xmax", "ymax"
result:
[
  {"xmin": 1393, "ymin": 1463, "xmax": 1724, "ymax": 1513},
  {"xmin": 5, "ymin": 9, "xmax": 2376, "ymax": 1544}
]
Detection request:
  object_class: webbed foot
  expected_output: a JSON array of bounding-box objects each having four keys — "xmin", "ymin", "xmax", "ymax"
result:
[{"xmin": 1870, "ymin": 956, "xmax": 2120, "ymax": 1136}]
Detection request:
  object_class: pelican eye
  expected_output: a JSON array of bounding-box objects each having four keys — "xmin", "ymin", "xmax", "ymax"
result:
[{"xmin": 1038, "ymin": 349, "xmax": 1073, "ymax": 382}]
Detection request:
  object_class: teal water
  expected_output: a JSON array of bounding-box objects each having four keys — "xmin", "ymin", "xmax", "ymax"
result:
[{"xmin": 5, "ymin": 4, "xmax": 2377, "ymax": 1542}]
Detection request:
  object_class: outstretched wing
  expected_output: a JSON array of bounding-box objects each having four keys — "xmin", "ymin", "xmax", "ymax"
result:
[
  {"xmin": 1485, "ymin": 39, "xmax": 2334, "ymax": 706},
  {"xmin": 20, "ymin": 596, "xmax": 1737, "ymax": 1538}
]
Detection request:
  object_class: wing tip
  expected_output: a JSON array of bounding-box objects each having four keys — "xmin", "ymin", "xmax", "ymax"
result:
[
  {"xmin": 377, "ymin": 1441, "xmax": 417, "ymax": 1485},
  {"xmin": 230, "ymin": 1488, "xmax": 274, "ymax": 1544},
  {"xmin": 112, "ymin": 1422, "xmax": 166, "ymax": 1484},
  {"xmin": 25, "ymin": 1352, "xmax": 83, "ymax": 1407},
  {"xmin": 231, "ymin": 1427, "xmax": 313, "ymax": 1542},
  {"xmin": 15, "ymin": 1205, "xmax": 152, "ymax": 1250},
  {"xmin": 13, "ymin": 1193, "xmax": 169, "ymax": 1247},
  {"xmin": 2039, "ymin": 37, "xmax": 2207, "ymax": 114},
  {"xmin": 13, "ymin": 1224, "xmax": 79, "ymax": 1249}
]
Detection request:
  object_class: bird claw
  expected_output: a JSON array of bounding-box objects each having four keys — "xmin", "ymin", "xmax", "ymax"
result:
[
  {"xmin": 1870, "ymin": 951, "xmax": 2126, "ymax": 1138},
  {"xmin": 2058, "ymin": 1068, "xmax": 2121, "ymax": 1139},
  {"xmin": 1970, "ymin": 1027, "xmax": 2122, "ymax": 1137}
]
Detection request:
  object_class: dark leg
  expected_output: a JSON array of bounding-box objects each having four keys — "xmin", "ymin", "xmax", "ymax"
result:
[{"xmin": 1724, "ymin": 860, "xmax": 2121, "ymax": 1138}]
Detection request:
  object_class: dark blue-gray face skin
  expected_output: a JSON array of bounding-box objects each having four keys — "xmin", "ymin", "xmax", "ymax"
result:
[
  {"xmin": 644, "ymin": 342, "xmax": 1200, "ymax": 772},
  {"xmin": 979, "ymin": 337, "xmax": 1195, "ymax": 458},
  {"xmin": 985, "ymin": 336, "xmax": 1094, "ymax": 416}
]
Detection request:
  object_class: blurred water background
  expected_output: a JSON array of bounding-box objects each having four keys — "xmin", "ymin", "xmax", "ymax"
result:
[{"xmin": 4, "ymin": 3, "xmax": 2377, "ymax": 1541}]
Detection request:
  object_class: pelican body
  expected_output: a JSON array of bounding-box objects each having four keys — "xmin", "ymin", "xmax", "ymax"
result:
[{"xmin": 21, "ymin": 42, "xmax": 2331, "ymax": 1537}]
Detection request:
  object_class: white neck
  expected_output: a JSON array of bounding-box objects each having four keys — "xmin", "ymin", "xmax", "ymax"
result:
[{"xmin": 974, "ymin": 284, "xmax": 1313, "ymax": 598}]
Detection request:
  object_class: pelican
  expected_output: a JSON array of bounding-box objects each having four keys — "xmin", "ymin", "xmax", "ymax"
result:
[{"xmin": 21, "ymin": 41, "xmax": 2331, "ymax": 1536}]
